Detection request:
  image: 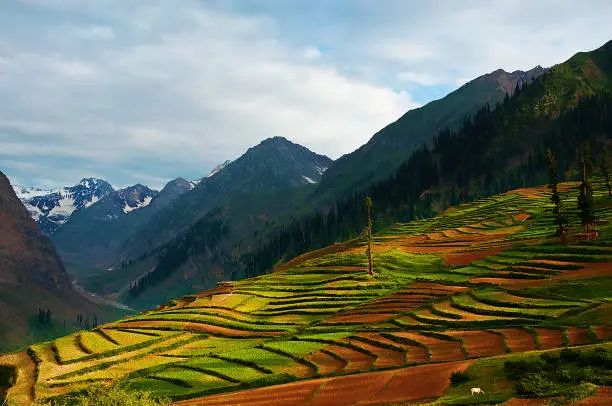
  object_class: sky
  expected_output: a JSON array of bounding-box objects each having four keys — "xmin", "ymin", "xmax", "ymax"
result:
[{"xmin": 1, "ymin": 1, "xmax": 611, "ymax": 190}]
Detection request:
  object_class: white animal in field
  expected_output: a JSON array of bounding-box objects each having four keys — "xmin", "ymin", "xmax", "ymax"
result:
[{"xmin": 471, "ymin": 387, "xmax": 485, "ymax": 395}]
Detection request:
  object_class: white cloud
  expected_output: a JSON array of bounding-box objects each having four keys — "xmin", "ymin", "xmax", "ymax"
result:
[
  {"xmin": 302, "ymin": 46, "xmax": 321, "ymax": 59},
  {"xmin": 0, "ymin": 0, "xmax": 610, "ymax": 189},
  {"xmin": 374, "ymin": 40, "xmax": 438, "ymax": 63},
  {"xmin": 397, "ymin": 71, "xmax": 447, "ymax": 86}
]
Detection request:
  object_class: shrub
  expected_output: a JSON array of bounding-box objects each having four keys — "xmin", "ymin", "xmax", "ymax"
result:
[
  {"xmin": 450, "ymin": 371, "xmax": 470, "ymax": 386},
  {"xmin": 42, "ymin": 383, "xmax": 169, "ymax": 405},
  {"xmin": 560, "ymin": 348, "xmax": 579, "ymax": 362},
  {"xmin": 516, "ymin": 373, "xmax": 556, "ymax": 397},
  {"xmin": 0, "ymin": 365, "xmax": 16, "ymax": 388}
]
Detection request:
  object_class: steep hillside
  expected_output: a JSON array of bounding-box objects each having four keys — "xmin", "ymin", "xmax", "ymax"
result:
[
  {"xmin": 13, "ymin": 178, "xmax": 114, "ymax": 234},
  {"xmin": 247, "ymin": 40, "xmax": 612, "ymax": 276},
  {"xmin": 0, "ymin": 172, "xmax": 101, "ymax": 353},
  {"xmin": 117, "ymin": 137, "xmax": 332, "ymax": 268},
  {"xmin": 317, "ymin": 66, "xmax": 548, "ymax": 197},
  {"xmin": 2, "ymin": 180, "xmax": 611, "ymax": 405}
]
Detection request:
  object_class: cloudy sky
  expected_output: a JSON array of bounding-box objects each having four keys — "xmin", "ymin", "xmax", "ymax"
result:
[{"xmin": 1, "ymin": 0, "xmax": 611, "ymax": 189}]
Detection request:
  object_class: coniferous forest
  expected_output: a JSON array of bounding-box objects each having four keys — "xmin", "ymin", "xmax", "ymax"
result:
[{"xmin": 245, "ymin": 85, "xmax": 612, "ymax": 277}]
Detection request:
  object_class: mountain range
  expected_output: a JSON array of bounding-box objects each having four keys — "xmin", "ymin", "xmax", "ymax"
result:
[
  {"xmin": 6, "ymin": 39, "xmax": 612, "ymax": 314},
  {"xmin": 14, "ymin": 178, "xmax": 114, "ymax": 234}
]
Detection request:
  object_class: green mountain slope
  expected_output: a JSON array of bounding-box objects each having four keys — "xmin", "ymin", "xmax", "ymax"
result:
[
  {"xmin": 247, "ymin": 39, "xmax": 612, "ymax": 276},
  {"xmin": 316, "ymin": 66, "xmax": 548, "ymax": 197},
  {"xmin": 2, "ymin": 179, "xmax": 611, "ymax": 405},
  {"xmin": 108, "ymin": 40, "xmax": 612, "ymax": 312}
]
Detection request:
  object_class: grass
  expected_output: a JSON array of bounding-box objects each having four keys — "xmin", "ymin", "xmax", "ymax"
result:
[{"xmin": 2, "ymin": 181, "xmax": 611, "ymax": 405}]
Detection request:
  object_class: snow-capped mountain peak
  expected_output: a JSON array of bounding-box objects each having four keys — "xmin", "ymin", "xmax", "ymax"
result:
[
  {"xmin": 117, "ymin": 184, "xmax": 157, "ymax": 214},
  {"xmin": 11, "ymin": 178, "xmax": 114, "ymax": 234},
  {"xmin": 12, "ymin": 185, "xmax": 56, "ymax": 200}
]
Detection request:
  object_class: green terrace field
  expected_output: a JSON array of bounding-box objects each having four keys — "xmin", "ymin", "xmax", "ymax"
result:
[{"xmin": 2, "ymin": 181, "xmax": 612, "ymax": 405}]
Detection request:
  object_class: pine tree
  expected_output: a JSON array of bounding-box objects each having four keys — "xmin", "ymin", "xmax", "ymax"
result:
[
  {"xmin": 364, "ymin": 197, "xmax": 374, "ymax": 276},
  {"xmin": 602, "ymin": 145, "xmax": 611, "ymax": 197},
  {"xmin": 545, "ymin": 149, "xmax": 563, "ymax": 234},
  {"xmin": 577, "ymin": 142, "xmax": 595, "ymax": 233}
]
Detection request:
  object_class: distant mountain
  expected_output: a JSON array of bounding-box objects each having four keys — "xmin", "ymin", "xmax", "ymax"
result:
[
  {"xmin": 0, "ymin": 171, "xmax": 99, "ymax": 351},
  {"xmin": 12, "ymin": 178, "xmax": 114, "ymax": 234},
  {"xmin": 317, "ymin": 65, "xmax": 548, "ymax": 197},
  {"xmin": 147, "ymin": 178, "xmax": 196, "ymax": 211},
  {"xmin": 117, "ymin": 136, "xmax": 332, "ymax": 264},
  {"xmin": 50, "ymin": 184, "xmax": 161, "ymax": 266},
  {"xmin": 210, "ymin": 136, "xmax": 331, "ymax": 190},
  {"xmin": 50, "ymin": 178, "xmax": 202, "ymax": 267},
  {"xmin": 206, "ymin": 160, "xmax": 231, "ymax": 178}
]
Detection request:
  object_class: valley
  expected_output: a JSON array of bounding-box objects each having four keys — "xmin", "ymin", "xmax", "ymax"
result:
[
  {"xmin": 1, "ymin": 10, "xmax": 611, "ymax": 404},
  {"xmin": 3, "ymin": 180, "xmax": 611, "ymax": 405}
]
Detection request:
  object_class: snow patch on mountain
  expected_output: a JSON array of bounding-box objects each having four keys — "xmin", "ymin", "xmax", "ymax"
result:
[
  {"xmin": 302, "ymin": 175, "xmax": 317, "ymax": 184},
  {"xmin": 47, "ymin": 195, "xmax": 77, "ymax": 222},
  {"xmin": 10, "ymin": 178, "xmax": 114, "ymax": 234},
  {"xmin": 12, "ymin": 185, "xmax": 55, "ymax": 200},
  {"xmin": 85, "ymin": 195, "xmax": 99, "ymax": 208},
  {"xmin": 313, "ymin": 165, "xmax": 328, "ymax": 175},
  {"xmin": 123, "ymin": 196, "xmax": 153, "ymax": 214},
  {"xmin": 207, "ymin": 160, "xmax": 231, "ymax": 178}
]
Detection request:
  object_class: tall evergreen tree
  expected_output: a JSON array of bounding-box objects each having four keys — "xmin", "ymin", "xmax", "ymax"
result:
[
  {"xmin": 577, "ymin": 142, "xmax": 595, "ymax": 233},
  {"xmin": 545, "ymin": 149, "xmax": 564, "ymax": 234},
  {"xmin": 602, "ymin": 145, "xmax": 611, "ymax": 197},
  {"xmin": 364, "ymin": 197, "xmax": 374, "ymax": 276}
]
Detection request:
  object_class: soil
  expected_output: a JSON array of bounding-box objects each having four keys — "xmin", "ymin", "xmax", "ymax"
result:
[
  {"xmin": 325, "ymin": 345, "xmax": 374, "ymax": 373},
  {"xmin": 566, "ymin": 327, "xmax": 591, "ymax": 346},
  {"xmin": 441, "ymin": 246, "xmax": 508, "ymax": 266},
  {"xmin": 593, "ymin": 326, "xmax": 612, "ymax": 341},
  {"xmin": 535, "ymin": 328, "xmax": 564, "ymax": 350},
  {"xmin": 495, "ymin": 328, "xmax": 537, "ymax": 352},
  {"xmin": 404, "ymin": 282, "xmax": 470, "ymax": 293},
  {"xmin": 173, "ymin": 379, "xmax": 323, "ymax": 406},
  {"xmin": 306, "ymin": 351, "xmax": 346, "ymax": 375},
  {"xmin": 431, "ymin": 301, "xmax": 516, "ymax": 321},
  {"xmin": 572, "ymin": 386, "xmax": 612, "ymax": 405},
  {"xmin": 393, "ymin": 332, "xmax": 464, "ymax": 363},
  {"xmin": 478, "ymin": 261, "xmax": 612, "ymax": 288},
  {"xmin": 445, "ymin": 330, "xmax": 506, "ymax": 358},
  {"xmin": 358, "ymin": 360, "xmax": 475, "ymax": 405},
  {"xmin": 115, "ymin": 320, "xmax": 281, "ymax": 337},
  {"xmin": 324, "ymin": 313, "xmax": 395, "ymax": 323},
  {"xmin": 347, "ymin": 340, "xmax": 405, "ymax": 369}
]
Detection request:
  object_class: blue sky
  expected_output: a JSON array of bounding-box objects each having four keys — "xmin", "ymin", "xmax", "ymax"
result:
[{"xmin": 1, "ymin": 0, "xmax": 611, "ymax": 189}]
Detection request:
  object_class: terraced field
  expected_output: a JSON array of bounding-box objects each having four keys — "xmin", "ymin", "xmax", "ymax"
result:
[{"xmin": 1, "ymin": 182, "xmax": 612, "ymax": 405}]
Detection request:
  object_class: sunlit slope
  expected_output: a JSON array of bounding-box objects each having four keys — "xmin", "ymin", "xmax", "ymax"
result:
[{"xmin": 2, "ymin": 181, "xmax": 612, "ymax": 405}]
